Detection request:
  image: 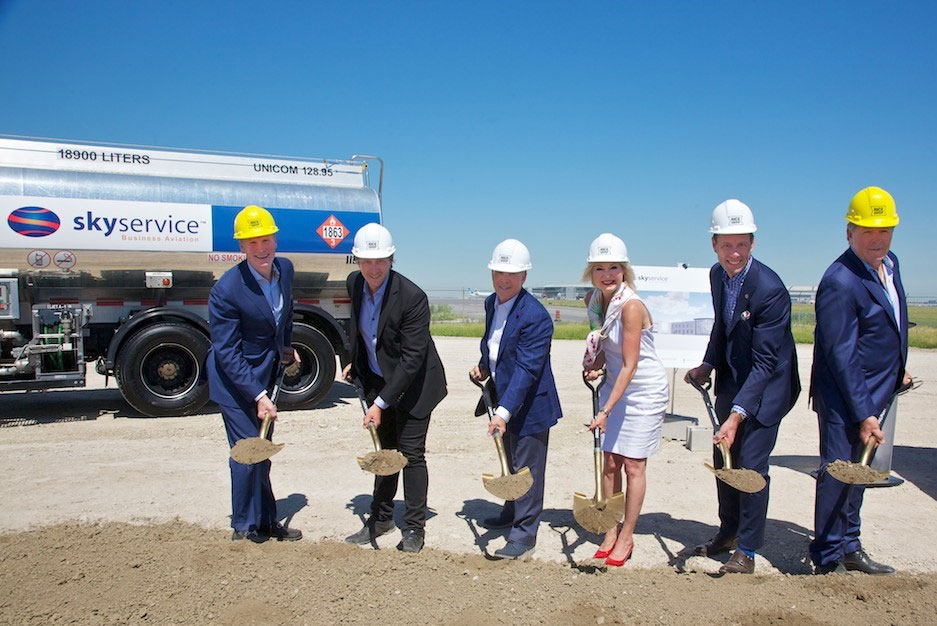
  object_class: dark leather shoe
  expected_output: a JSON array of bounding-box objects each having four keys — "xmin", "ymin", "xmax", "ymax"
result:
[
  {"xmin": 478, "ymin": 515, "xmax": 513, "ymax": 530},
  {"xmin": 692, "ymin": 535, "xmax": 738, "ymax": 557},
  {"xmin": 844, "ymin": 549, "xmax": 895, "ymax": 575},
  {"xmin": 396, "ymin": 530, "xmax": 424, "ymax": 553},
  {"xmin": 262, "ymin": 523, "xmax": 302, "ymax": 542},
  {"xmin": 493, "ymin": 540, "xmax": 535, "ymax": 560},
  {"xmin": 231, "ymin": 529, "xmax": 268, "ymax": 543},
  {"xmin": 719, "ymin": 550, "xmax": 755, "ymax": 574},
  {"xmin": 814, "ymin": 560, "xmax": 849, "ymax": 575},
  {"xmin": 345, "ymin": 519, "xmax": 397, "ymax": 545}
]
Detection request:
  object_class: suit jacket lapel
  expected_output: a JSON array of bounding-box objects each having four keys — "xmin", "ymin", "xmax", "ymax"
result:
[
  {"xmin": 238, "ymin": 261, "xmax": 277, "ymax": 331},
  {"xmin": 727, "ymin": 260, "xmax": 758, "ymax": 335},
  {"xmin": 711, "ymin": 267, "xmax": 725, "ymax": 327},
  {"xmin": 500, "ymin": 289, "xmax": 526, "ymax": 348},
  {"xmin": 845, "ymin": 249, "xmax": 899, "ymax": 331}
]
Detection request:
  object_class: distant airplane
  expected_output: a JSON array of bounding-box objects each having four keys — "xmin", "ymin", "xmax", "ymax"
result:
[{"xmin": 468, "ymin": 288, "xmax": 493, "ymax": 298}]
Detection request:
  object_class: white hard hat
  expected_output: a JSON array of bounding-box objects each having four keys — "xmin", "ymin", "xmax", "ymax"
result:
[
  {"xmin": 352, "ymin": 223, "xmax": 396, "ymax": 258},
  {"xmin": 709, "ymin": 199, "xmax": 757, "ymax": 235},
  {"xmin": 587, "ymin": 233, "xmax": 629, "ymax": 263},
  {"xmin": 488, "ymin": 239, "xmax": 532, "ymax": 272}
]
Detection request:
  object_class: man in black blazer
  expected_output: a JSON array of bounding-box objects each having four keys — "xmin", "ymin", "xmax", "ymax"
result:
[
  {"xmin": 685, "ymin": 199, "xmax": 800, "ymax": 574},
  {"xmin": 342, "ymin": 223, "xmax": 447, "ymax": 553}
]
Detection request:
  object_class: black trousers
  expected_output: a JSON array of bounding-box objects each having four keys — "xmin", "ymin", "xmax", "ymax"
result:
[{"xmin": 363, "ymin": 374, "xmax": 431, "ymax": 533}]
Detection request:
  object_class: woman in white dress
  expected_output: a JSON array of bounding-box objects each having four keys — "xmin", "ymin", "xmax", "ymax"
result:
[{"xmin": 582, "ymin": 233, "xmax": 669, "ymax": 566}]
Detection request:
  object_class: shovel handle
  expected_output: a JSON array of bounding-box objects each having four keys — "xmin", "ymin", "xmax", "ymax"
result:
[
  {"xmin": 367, "ymin": 422, "xmax": 383, "ymax": 452},
  {"xmin": 469, "ymin": 374, "xmax": 497, "ymax": 421},
  {"xmin": 259, "ymin": 412, "xmax": 273, "ymax": 441},
  {"xmin": 688, "ymin": 376, "xmax": 720, "ymax": 430},
  {"xmin": 717, "ymin": 440, "xmax": 733, "ymax": 470},
  {"xmin": 492, "ymin": 430, "xmax": 512, "ymax": 476},
  {"xmin": 857, "ymin": 436, "xmax": 876, "ymax": 467}
]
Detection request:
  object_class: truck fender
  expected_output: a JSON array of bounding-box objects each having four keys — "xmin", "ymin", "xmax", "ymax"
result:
[
  {"xmin": 105, "ymin": 307, "xmax": 210, "ymax": 371},
  {"xmin": 292, "ymin": 303, "xmax": 350, "ymax": 365}
]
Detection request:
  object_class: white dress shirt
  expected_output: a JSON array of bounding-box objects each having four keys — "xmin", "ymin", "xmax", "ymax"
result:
[{"xmin": 487, "ymin": 293, "xmax": 518, "ymax": 422}]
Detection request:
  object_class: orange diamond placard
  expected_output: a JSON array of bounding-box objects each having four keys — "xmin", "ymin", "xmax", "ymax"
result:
[{"xmin": 317, "ymin": 215, "xmax": 348, "ymax": 249}]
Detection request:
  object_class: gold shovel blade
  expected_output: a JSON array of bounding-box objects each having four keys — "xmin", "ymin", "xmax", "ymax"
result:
[
  {"xmin": 572, "ymin": 491, "xmax": 625, "ymax": 534},
  {"xmin": 482, "ymin": 466, "xmax": 533, "ymax": 501},
  {"xmin": 826, "ymin": 460, "xmax": 890, "ymax": 485},
  {"xmin": 704, "ymin": 463, "xmax": 766, "ymax": 493},
  {"xmin": 230, "ymin": 439, "xmax": 285, "ymax": 465},
  {"xmin": 357, "ymin": 450, "xmax": 408, "ymax": 476}
]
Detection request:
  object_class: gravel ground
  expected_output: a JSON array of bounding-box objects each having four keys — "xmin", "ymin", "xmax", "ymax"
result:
[{"xmin": 1, "ymin": 337, "xmax": 935, "ymax": 625}]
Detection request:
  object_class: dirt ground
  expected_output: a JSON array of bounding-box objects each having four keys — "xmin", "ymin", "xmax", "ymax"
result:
[{"xmin": 1, "ymin": 337, "xmax": 936, "ymax": 625}]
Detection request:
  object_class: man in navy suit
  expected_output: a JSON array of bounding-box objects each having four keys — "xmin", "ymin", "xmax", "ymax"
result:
[
  {"xmin": 207, "ymin": 205, "xmax": 301, "ymax": 543},
  {"xmin": 810, "ymin": 187, "xmax": 911, "ymax": 575},
  {"xmin": 686, "ymin": 199, "xmax": 800, "ymax": 574},
  {"xmin": 342, "ymin": 223, "xmax": 447, "ymax": 554},
  {"xmin": 469, "ymin": 239, "xmax": 562, "ymax": 560}
]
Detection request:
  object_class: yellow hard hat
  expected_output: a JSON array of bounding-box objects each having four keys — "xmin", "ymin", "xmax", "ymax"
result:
[
  {"xmin": 233, "ymin": 205, "xmax": 279, "ymax": 239},
  {"xmin": 846, "ymin": 186, "xmax": 899, "ymax": 228}
]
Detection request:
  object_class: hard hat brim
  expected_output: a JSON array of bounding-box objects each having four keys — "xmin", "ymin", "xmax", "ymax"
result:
[
  {"xmin": 487, "ymin": 262, "xmax": 531, "ymax": 272},
  {"xmin": 846, "ymin": 216, "xmax": 899, "ymax": 228},
  {"xmin": 234, "ymin": 225, "xmax": 279, "ymax": 239},
  {"xmin": 352, "ymin": 246, "xmax": 396, "ymax": 259},
  {"xmin": 709, "ymin": 226, "xmax": 757, "ymax": 235}
]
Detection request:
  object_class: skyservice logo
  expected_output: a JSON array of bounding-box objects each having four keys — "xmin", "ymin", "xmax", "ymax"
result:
[{"xmin": 7, "ymin": 207, "xmax": 61, "ymax": 237}]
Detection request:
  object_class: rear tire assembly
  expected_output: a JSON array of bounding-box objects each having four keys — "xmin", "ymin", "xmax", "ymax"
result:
[
  {"xmin": 279, "ymin": 323, "xmax": 336, "ymax": 409},
  {"xmin": 115, "ymin": 322, "xmax": 210, "ymax": 417}
]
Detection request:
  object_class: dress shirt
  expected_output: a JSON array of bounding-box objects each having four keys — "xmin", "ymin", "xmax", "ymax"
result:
[
  {"xmin": 360, "ymin": 274, "xmax": 390, "ymax": 409},
  {"xmin": 247, "ymin": 261, "xmax": 283, "ymax": 402},
  {"xmin": 862, "ymin": 255, "xmax": 901, "ymax": 331},
  {"xmin": 488, "ymin": 293, "xmax": 518, "ymax": 422}
]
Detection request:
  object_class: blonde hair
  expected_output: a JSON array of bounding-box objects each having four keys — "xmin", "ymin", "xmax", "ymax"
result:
[{"xmin": 581, "ymin": 262, "xmax": 636, "ymax": 290}]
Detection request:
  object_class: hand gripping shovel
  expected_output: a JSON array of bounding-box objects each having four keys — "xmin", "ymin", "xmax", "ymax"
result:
[
  {"xmin": 230, "ymin": 370, "xmax": 286, "ymax": 464},
  {"xmin": 573, "ymin": 371, "xmax": 625, "ymax": 534},
  {"xmin": 351, "ymin": 380, "xmax": 408, "ymax": 476},
  {"xmin": 470, "ymin": 376, "xmax": 533, "ymax": 501},
  {"xmin": 687, "ymin": 377, "xmax": 766, "ymax": 493},
  {"xmin": 826, "ymin": 378, "xmax": 921, "ymax": 485}
]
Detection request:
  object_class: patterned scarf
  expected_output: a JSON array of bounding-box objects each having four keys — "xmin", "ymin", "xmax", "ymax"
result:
[{"xmin": 582, "ymin": 283, "xmax": 631, "ymax": 368}]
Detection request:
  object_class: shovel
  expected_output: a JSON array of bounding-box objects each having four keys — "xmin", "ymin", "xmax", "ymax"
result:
[
  {"xmin": 826, "ymin": 378, "xmax": 920, "ymax": 485},
  {"xmin": 470, "ymin": 376, "xmax": 533, "ymax": 501},
  {"xmin": 230, "ymin": 370, "xmax": 286, "ymax": 465},
  {"xmin": 687, "ymin": 376, "xmax": 766, "ymax": 494},
  {"xmin": 573, "ymin": 370, "xmax": 625, "ymax": 534},
  {"xmin": 351, "ymin": 379, "xmax": 409, "ymax": 476}
]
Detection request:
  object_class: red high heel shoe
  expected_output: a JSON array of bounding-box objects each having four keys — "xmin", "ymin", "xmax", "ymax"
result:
[
  {"xmin": 605, "ymin": 546, "xmax": 634, "ymax": 567},
  {"xmin": 593, "ymin": 548, "xmax": 611, "ymax": 559}
]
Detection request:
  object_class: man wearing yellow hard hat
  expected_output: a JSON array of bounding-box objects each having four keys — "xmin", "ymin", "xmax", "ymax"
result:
[
  {"xmin": 810, "ymin": 187, "xmax": 912, "ymax": 575},
  {"xmin": 206, "ymin": 205, "xmax": 301, "ymax": 543}
]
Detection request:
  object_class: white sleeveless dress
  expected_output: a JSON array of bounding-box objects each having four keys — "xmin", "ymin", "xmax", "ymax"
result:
[{"xmin": 598, "ymin": 291, "xmax": 670, "ymax": 458}]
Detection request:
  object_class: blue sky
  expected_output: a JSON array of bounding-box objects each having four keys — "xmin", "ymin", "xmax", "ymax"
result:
[{"xmin": 1, "ymin": 1, "xmax": 935, "ymax": 295}]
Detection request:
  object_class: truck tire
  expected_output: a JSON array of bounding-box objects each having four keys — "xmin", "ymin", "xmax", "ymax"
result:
[
  {"xmin": 115, "ymin": 322, "xmax": 210, "ymax": 417},
  {"xmin": 279, "ymin": 323, "xmax": 336, "ymax": 409}
]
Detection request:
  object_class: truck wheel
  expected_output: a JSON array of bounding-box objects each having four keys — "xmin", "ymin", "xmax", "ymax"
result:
[
  {"xmin": 115, "ymin": 322, "xmax": 210, "ymax": 417},
  {"xmin": 279, "ymin": 323, "xmax": 336, "ymax": 409}
]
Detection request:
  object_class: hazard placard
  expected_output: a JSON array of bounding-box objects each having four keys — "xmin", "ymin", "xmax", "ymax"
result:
[{"xmin": 317, "ymin": 215, "xmax": 348, "ymax": 249}]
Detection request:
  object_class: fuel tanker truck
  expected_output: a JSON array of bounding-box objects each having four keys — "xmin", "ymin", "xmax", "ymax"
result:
[{"xmin": 0, "ymin": 136, "xmax": 384, "ymax": 416}]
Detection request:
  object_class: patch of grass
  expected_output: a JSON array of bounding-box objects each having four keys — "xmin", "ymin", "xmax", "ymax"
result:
[
  {"xmin": 429, "ymin": 304, "xmax": 458, "ymax": 322},
  {"xmin": 430, "ymin": 306, "xmax": 937, "ymax": 348},
  {"xmin": 430, "ymin": 322, "xmax": 485, "ymax": 337},
  {"xmin": 541, "ymin": 298, "xmax": 585, "ymax": 309}
]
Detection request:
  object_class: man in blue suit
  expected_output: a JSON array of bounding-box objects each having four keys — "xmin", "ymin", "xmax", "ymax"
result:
[
  {"xmin": 207, "ymin": 205, "xmax": 301, "ymax": 543},
  {"xmin": 810, "ymin": 187, "xmax": 911, "ymax": 575},
  {"xmin": 686, "ymin": 199, "xmax": 800, "ymax": 574},
  {"xmin": 470, "ymin": 239, "xmax": 562, "ymax": 560}
]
